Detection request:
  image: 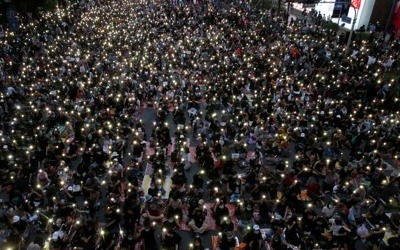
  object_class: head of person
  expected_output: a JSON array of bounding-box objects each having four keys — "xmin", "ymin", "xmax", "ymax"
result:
[{"xmin": 253, "ymin": 224, "xmax": 260, "ymax": 234}]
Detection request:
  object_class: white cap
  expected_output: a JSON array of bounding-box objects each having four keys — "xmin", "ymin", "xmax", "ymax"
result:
[
  {"xmin": 253, "ymin": 224, "xmax": 260, "ymax": 231},
  {"xmin": 12, "ymin": 215, "xmax": 20, "ymax": 223}
]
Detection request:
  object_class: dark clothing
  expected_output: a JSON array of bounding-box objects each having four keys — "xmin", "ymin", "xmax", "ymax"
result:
[
  {"xmin": 219, "ymin": 236, "xmax": 237, "ymax": 250},
  {"xmin": 214, "ymin": 205, "xmax": 229, "ymax": 225},
  {"xmin": 192, "ymin": 209, "xmax": 206, "ymax": 228},
  {"xmin": 285, "ymin": 223, "xmax": 302, "ymax": 246},
  {"xmin": 162, "ymin": 231, "xmax": 181, "ymax": 250},
  {"xmin": 140, "ymin": 228, "xmax": 158, "ymax": 250},
  {"xmin": 243, "ymin": 231, "xmax": 262, "ymax": 250}
]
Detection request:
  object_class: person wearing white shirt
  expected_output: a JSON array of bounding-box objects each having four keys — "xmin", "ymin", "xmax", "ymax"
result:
[{"xmin": 356, "ymin": 219, "xmax": 385, "ymax": 249}]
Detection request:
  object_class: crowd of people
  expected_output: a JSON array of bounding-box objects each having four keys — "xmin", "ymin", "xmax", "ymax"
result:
[{"xmin": 0, "ymin": 0, "xmax": 400, "ymax": 249}]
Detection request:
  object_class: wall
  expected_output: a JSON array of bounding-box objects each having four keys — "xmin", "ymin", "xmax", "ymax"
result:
[
  {"xmin": 370, "ymin": 0, "xmax": 397, "ymax": 32},
  {"xmin": 358, "ymin": 0, "xmax": 376, "ymax": 29},
  {"xmin": 314, "ymin": 0, "xmax": 375, "ymax": 30}
]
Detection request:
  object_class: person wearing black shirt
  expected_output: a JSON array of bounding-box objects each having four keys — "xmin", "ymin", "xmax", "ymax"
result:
[
  {"xmin": 83, "ymin": 171, "xmax": 101, "ymax": 218},
  {"xmin": 285, "ymin": 181, "xmax": 303, "ymax": 213},
  {"xmin": 285, "ymin": 217, "xmax": 302, "ymax": 247},
  {"xmin": 148, "ymin": 181, "xmax": 163, "ymax": 198},
  {"xmin": 188, "ymin": 206, "xmax": 209, "ymax": 234},
  {"xmin": 257, "ymin": 199, "xmax": 273, "ymax": 225},
  {"xmin": 124, "ymin": 192, "xmax": 141, "ymax": 236},
  {"xmin": 55, "ymin": 199, "xmax": 73, "ymax": 219},
  {"xmin": 244, "ymin": 168, "xmax": 257, "ymax": 192},
  {"xmin": 139, "ymin": 220, "xmax": 158, "ymax": 250},
  {"xmin": 132, "ymin": 138, "xmax": 144, "ymax": 160},
  {"xmin": 173, "ymin": 108, "xmax": 186, "ymax": 126},
  {"xmin": 301, "ymin": 206, "xmax": 317, "ymax": 233},
  {"xmin": 171, "ymin": 168, "xmax": 187, "ymax": 187},
  {"xmin": 99, "ymin": 227, "xmax": 119, "ymax": 250},
  {"xmin": 250, "ymin": 180, "xmax": 271, "ymax": 204},
  {"xmin": 197, "ymin": 145, "xmax": 211, "ymax": 167},
  {"xmin": 243, "ymin": 225, "xmax": 263, "ymax": 250},
  {"xmin": 162, "ymin": 227, "xmax": 181, "ymax": 250},
  {"xmin": 237, "ymin": 202, "xmax": 255, "ymax": 231},
  {"xmin": 271, "ymin": 228, "xmax": 286, "ymax": 250},
  {"xmin": 227, "ymin": 176, "xmax": 242, "ymax": 203},
  {"xmin": 192, "ymin": 173, "xmax": 204, "ymax": 191},
  {"xmin": 213, "ymin": 200, "xmax": 230, "ymax": 227},
  {"xmin": 104, "ymin": 203, "xmax": 121, "ymax": 236},
  {"xmin": 74, "ymin": 220, "xmax": 96, "ymax": 249},
  {"xmin": 219, "ymin": 232, "xmax": 238, "ymax": 250},
  {"xmin": 187, "ymin": 187, "xmax": 202, "ymax": 217}
]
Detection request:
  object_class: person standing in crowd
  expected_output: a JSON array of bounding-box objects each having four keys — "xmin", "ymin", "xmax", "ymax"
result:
[{"xmin": 137, "ymin": 219, "xmax": 158, "ymax": 250}]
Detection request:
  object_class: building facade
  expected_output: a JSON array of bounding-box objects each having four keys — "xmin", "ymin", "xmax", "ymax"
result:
[{"xmin": 293, "ymin": 0, "xmax": 399, "ymax": 35}]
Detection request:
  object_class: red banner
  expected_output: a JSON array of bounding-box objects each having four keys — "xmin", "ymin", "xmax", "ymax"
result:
[
  {"xmin": 351, "ymin": 0, "xmax": 361, "ymax": 9},
  {"xmin": 393, "ymin": 0, "xmax": 400, "ymax": 37}
]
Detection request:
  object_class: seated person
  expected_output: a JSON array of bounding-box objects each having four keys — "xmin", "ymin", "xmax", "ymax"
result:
[
  {"xmin": 218, "ymin": 231, "xmax": 239, "ymax": 250},
  {"xmin": 166, "ymin": 191, "xmax": 183, "ymax": 219},
  {"xmin": 147, "ymin": 180, "xmax": 166, "ymax": 199},
  {"xmin": 74, "ymin": 220, "xmax": 96, "ymax": 248},
  {"xmin": 137, "ymin": 219, "xmax": 158, "ymax": 250},
  {"xmin": 250, "ymin": 178, "xmax": 273, "ymax": 204},
  {"xmin": 227, "ymin": 176, "xmax": 242, "ymax": 203},
  {"xmin": 191, "ymin": 236, "xmax": 205, "ymax": 250},
  {"xmin": 186, "ymin": 187, "xmax": 203, "ymax": 217},
  {"xmin": 142, "ymin": 202, "xmax": 164, "ymax": 224},
  {"xmin": 257, "ymin": 198, "xmax": 273, "ymax": 225},
  {"xmin": 192, "ymin": 173, "xmax": 204, "ymax": 192},
  {"xmin": 162, "ymin": 216, "xmax": 181, "ymax": 250},
  {"xmin": 219, "ymin": 217, "xmax": 234, "ymax": 233},
  {"xmin": 243, "ymin": 225, "xmax": 263, "ymax": 249},
  {"xmin": 213, "ymin": 199, "xmax": 230, "ymax": 227},
  {"xmin": 284, "ymin": 217, "xmax": 302, "ymax": 247},
  {"xmin": 236, "ymin": 202, "xmax": 255, "ymax": 231},
  {"xmin": 171, "ymin": 167, "xmax": 187, "ymax": 189},
  {"xmin": 188, "ymin": 202, "xmax": 209, "ymax": 234}
]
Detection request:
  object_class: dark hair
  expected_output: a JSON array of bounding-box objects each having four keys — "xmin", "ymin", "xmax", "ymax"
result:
[
  {"xmin": 194, "ymin": 236, "xmax": 202, "ymax": 243},
  {"xmin": 143, "ymin": 218, "xmax": 151, "ymax": 227},
  {"xmin": 33, "ymin": 235, "xmax": 45, "ymax": 246}
]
